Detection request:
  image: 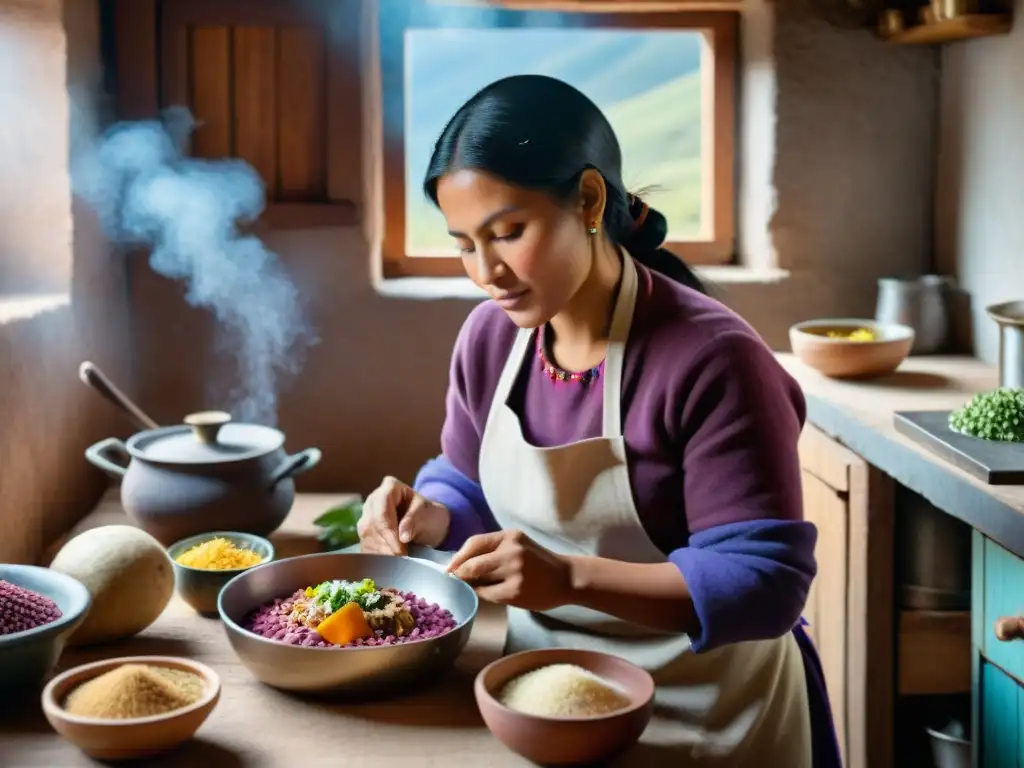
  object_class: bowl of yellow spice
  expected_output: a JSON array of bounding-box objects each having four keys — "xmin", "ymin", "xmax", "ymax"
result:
[
  {"xmin": 41, "ymin": 655, "xmax": 220, "ymax": 760},
  {"xmin": 790, "ymin": 318, "xmax": 915, "ymax": 379},
  {"xmin": 168, "ymin": 532, "xmax": 274, "ymax": 616}
]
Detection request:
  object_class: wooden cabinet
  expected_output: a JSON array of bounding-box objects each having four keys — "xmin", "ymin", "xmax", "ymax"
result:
[
  {"xmin": 112, "ymin": 0, "xmax": 364, "ymax": 229},
  {"xmin": 975, "ymin": 535, "xmax": 1024, "ymax": 683},
  {"xmin": 798, "ymin": 425, "xmax": 895, "ymax": 768},
  {"xmin": 973, "ymin": 530, "xmax": 1024, "ymax": 767},
  {"xmin": 800, "ymin": 427, "xmax": 978, "ymax": 766}
]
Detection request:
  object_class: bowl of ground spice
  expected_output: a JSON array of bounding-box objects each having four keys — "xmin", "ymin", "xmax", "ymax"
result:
[
  {"xmin": 168, "ymin": 531, "xmax": 274, "ymax": 616},
  {"xmin": 41, "ymin": 655, "xmax": 220, "ymax": 760},
  {"xmin": 790, "ymin": 318, "xmax": 915, "ymax": 379},
  {"xmin": 0, "ymin": 564, "xmax": 92, "ymax": 695}
]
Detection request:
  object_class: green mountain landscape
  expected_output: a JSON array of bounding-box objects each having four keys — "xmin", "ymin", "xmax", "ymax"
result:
[{"xmin": 404, "ymin": 29, "xmax": 704, "ymax": 253}]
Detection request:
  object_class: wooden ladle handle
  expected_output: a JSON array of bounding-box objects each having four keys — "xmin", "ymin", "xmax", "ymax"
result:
[
  {"xmin": 994, "ymin": 616, "xmax": 1024, "ymax": 642},
  {"xmin": 79, "ymin": 361, "xmax": 159, "ymax": 431}
]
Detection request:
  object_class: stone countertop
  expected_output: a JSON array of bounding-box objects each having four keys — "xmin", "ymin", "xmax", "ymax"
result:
[
  {"xmin": 777, "ymin": 353, "xmax": 1024, "ymax": 558},
  {"xmin": 0, "ymin": 494, "xmax": 534, "ymax": 768}
]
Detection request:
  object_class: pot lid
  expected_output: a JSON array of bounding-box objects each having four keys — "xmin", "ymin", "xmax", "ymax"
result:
[{"xmin": 126, "ymin": 411, "xmax": 285, "ymax": 464}]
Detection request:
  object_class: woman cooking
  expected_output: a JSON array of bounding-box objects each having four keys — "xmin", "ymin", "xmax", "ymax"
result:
[{"xmin": 358, "ymin": 74, "xmax": 840, "ymax": 767}]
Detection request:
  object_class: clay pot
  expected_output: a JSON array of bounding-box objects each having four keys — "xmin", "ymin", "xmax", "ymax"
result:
[{"xmin": 84, "ymin": 411, "xmax": 320, "ymax": 545}]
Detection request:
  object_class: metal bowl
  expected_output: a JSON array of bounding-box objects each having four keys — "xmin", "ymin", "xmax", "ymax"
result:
[{"xmin": 217, "ymin": 551, "xmax": 478, "ymax": 696}]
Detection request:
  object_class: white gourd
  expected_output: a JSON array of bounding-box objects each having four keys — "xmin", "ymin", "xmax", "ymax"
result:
[{"xmin": 49, "ymin": 525, "xmax": 174, "ymax": 645}]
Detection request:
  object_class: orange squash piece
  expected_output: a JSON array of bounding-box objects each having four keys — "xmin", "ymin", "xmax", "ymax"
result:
[{"xmin": 316, "ymin": 601, "xmax": 373, "ymax": 645}]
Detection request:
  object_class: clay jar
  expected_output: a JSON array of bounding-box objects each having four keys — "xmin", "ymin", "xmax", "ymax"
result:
[{"xmin": 84, "ymin": 411, "xmax": 320, "ymax": 546}]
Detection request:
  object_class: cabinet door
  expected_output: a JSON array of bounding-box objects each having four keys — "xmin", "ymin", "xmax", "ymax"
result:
[
  {"xmin": 798, "ymin": 425, "xmax": 895, "ymax": 768},
  {"xmin": 800, "ymin": 468, "xmax": 848, "ymax": 761},
  {"xmin": 976, "ymin": 534, "xmax": 1024, "ymax": 683},
  {"xmin": 979, "ymin": 659, "xmax": 1022, "ymax": 767},
  {"xmin": 113, "ymin": 0, "xmax": 363, "ymax": 229}
]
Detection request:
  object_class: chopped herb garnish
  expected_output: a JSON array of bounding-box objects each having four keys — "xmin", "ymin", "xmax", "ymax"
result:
[{"xmin": 309, "ymin": 578, "xmax": 389, "ymax": 614}]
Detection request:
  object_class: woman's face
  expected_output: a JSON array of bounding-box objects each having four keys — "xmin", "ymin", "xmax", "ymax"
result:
[{"xmin": 435, "ymin": 169, "xmax": 593, "ymax": 328}]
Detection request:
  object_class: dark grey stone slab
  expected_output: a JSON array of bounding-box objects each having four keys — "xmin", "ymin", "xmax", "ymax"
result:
[
  {"xmin": 894, "ymin": 411, "xmax": 1024, "ymax": 485},
  {"xmin": 803, "ymin": 395, "xmax": 1024, "ymax": 558}
]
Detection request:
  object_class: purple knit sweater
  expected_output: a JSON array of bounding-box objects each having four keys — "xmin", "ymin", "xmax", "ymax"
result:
[{"xmin": 416, "ymin": 259, "xmax": 815, "ymax": 645}]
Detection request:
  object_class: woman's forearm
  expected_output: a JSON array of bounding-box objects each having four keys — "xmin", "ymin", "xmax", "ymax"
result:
[
  {"xmin": 671, "ymin": 520, "xmax": 818, "ymax": 652},
  {"xmin": 562, "ymin": 519, "xmax": 817, "ymax": 644},
  {"xmin": 564, "ymin": 556, "xmax": 701, "ymax": 635},
  {"xmin": 414, "ymin": 456, "xmax": 499, "ymax": 550}
]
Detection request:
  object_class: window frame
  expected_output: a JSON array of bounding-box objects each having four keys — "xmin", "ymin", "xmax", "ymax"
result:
[{"xmin": 378, "ymin": 4, "xmax": 738, "ymax": 279}]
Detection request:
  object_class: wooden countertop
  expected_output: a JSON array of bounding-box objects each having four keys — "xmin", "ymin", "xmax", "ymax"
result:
[
  {"xmin": 777, "ymin": 353, "xmax": 1024, "ymax": 556},
  {"xmin": 1, "ymin": 494, "xmax": 536, "ymax": 768}
]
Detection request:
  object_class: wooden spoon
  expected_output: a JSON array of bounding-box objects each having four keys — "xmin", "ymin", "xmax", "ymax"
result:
[{"xmin": 79, "ymin": 361, "xmax": 160, "ymax": 432}]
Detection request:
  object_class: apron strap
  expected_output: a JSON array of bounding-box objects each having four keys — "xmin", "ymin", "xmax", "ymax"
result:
[
  {"xmin": 490, "ymin": 326, "xmax": 533, "ymax": 420},
  {"xmin": 602, "ymin": 254, "xmax": 639, "ymax": 439}
]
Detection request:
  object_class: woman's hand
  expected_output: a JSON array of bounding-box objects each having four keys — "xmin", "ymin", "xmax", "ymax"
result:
[
  {"xmin": 446, "ymin": 530, "xmax": 573, "ymax": 612},
  {"xmin": 357, "ymin": 476, "xmax": 451, "ymax": 555}
]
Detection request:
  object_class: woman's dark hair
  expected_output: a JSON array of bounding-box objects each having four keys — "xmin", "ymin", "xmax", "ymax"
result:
[{"xmin": 424, "ymin": 74, "xmax": 705, "ymax": 294}]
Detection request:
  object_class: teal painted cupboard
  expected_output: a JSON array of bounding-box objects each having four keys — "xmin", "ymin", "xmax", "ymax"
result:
[{"xmin": 973, "ymin": 532, "xmax": 1024, "ymax": 767}]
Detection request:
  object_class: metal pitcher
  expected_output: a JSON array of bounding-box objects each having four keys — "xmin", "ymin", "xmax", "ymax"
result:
[
  {"xmin": 987, "ymin": 301, "xmax": 1024, "ymax": 390},
  {"xmin": 875, "ymin": 275, "xmax": 952, "ymax": 354}
]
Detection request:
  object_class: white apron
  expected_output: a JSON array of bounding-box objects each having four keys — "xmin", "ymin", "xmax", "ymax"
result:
[{"xmin": 478, "ymin": 255, "xmax": 813, "ymax": 766}]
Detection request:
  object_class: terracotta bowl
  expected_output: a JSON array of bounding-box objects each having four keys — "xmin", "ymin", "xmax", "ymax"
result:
[
  {"xmin": 474, "ymin": 648, "xmax": 655, "ymax": 765},
  {"xmin": 790, "ymin": 318, "xmax": 915, "ymax": 378},
  {"xmin": 167, "ymin": 531, "xmax": 275, "ymax": 616},
  {"xmin": 41, "ymin": 655, "xmax": 221, "ymax": 760}
]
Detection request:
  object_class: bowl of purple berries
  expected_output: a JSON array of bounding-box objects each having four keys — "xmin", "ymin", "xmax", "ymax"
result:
[{"xmin": 0, "ymin": 564, "xmax": 91, "ymax": 695}]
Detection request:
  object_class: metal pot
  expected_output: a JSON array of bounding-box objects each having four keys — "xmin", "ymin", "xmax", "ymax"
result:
[
  {"xmin": 896, "ymin": 486, "xmax": 972, "ymax": 611},
  {"xmin": 986, "ymin": 301, "xmax": 1024, "ymax": 390},
  {"xmin": 875, "ymin": 275, "xmax": 952, "ymax": 355},
  {"xmin": 84, "ymin": 411, "xmax": 321, "ymax": 546},
  {"xmin": 926, "ymin": 725, "xmax": 971, "ymax": 768}
]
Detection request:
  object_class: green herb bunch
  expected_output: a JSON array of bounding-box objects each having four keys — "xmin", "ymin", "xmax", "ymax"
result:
[
  {"xmin": 313, "ymin": 499, "xmax": 363, "ymax": 550},
  {"xmin": 949, "ymin": 388, "xmax": 1024, "ymax": 443}
]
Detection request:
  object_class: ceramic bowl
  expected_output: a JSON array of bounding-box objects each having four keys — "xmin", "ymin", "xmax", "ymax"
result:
[
  {"xmin": 41, "ymin": 655, "xmax": 220, "ymax": 760},
  {"xmin": 474, "ymin": 648, "xmax": 655, "ymax": 765},
  {"xmin": 218, "ymin": 551, "xmax": 477, "ymax": 696},
  {"xmin": 790, "ymin": 318, "xmax": 915, "ymax": 378},
  {"xmin": 0, "ymin": 564, "xmax": 91, "ymax": 696},
  {"xmin": 168, "ymin": 531, "xmax": 275, "ymax": 616}
]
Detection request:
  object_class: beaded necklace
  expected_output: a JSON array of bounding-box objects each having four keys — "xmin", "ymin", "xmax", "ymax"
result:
[{"xmin": 535, "ymin": 326, "xmax": 603, "ymax": 384}]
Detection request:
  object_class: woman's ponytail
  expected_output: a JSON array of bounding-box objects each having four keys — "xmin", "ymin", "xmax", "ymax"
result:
[{"xmin": 608, "ymin": 193, "xmax": 706, "ymax": 295}]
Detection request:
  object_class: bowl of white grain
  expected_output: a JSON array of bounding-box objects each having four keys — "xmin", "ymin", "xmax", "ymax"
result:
[{"xmin": 474, "ymin": 648, "xmax": 654, "ymax": 766}]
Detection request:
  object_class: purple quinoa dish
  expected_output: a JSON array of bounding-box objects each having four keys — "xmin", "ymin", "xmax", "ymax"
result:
[
  {"xmin": 242, "ymin": 577, "xmax": 457, "ymax": 649},
  {"xmin": 0, "ymin": 579, "xmax": 63, "ymax": 636}
]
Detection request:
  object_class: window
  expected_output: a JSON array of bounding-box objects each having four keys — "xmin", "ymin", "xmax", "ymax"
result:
[{"xmin": 379, "ymin": 2, "xmax": 738, "ymax": 279}]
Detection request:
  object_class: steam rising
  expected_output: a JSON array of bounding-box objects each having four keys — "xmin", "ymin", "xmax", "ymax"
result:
[{"xmin": 74, "ymin": 108, "xmax": 317, "ymax": 426}]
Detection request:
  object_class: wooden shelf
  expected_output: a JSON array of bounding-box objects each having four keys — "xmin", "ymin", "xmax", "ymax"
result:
[
  {"xmin": 261, "ymin": 202, "xmax": 358, "ymax": 230},
  {"xmin": 897, "ymin": 610, "xmax": 972, "ymax": 695},
  {"xmin": 884, "ymin": 14, "xmax": 1012, "ymax": 45}
]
